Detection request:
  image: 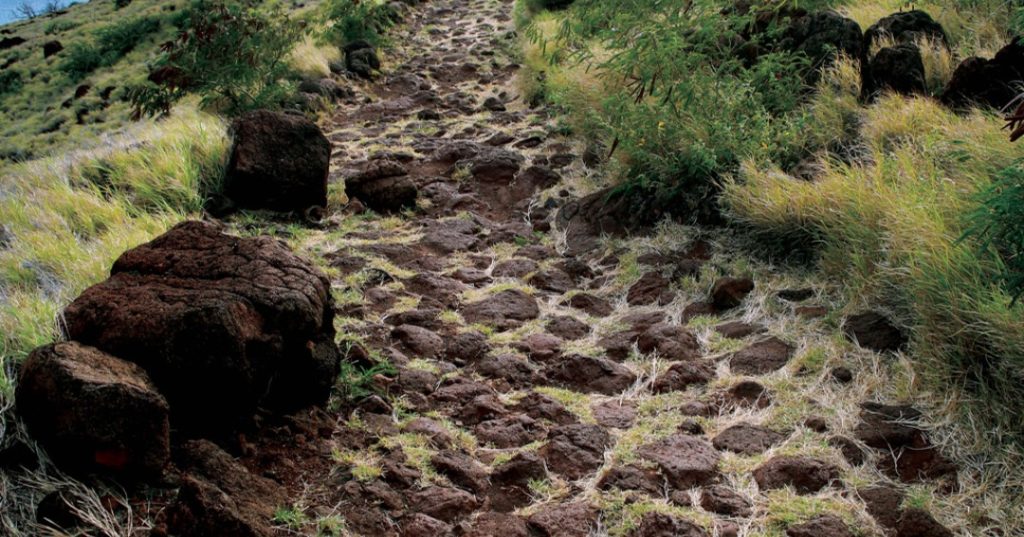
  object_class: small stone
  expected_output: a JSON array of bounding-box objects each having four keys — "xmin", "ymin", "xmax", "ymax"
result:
[
  {"xmin": 713, "ymin": 423, "xmax": 786, "ymax": 455},
  {"xmin": 711, "ymin": 277, "xmax": 754, "ymax": 310},
  {"xmin": 753, "ymin": 456, "xmax": 840, "ymax": 494}
]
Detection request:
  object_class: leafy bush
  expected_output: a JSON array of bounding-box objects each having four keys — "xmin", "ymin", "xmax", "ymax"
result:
[
  {"xmin": 59, "ymin": 17, "xmax": 162, "ymax": 80},
  {"xmin": 319, "ymin": 0, "xmax": 396, "ymax": 47},
  {"xmin": 129, "ymin": 0, "xmax": 302, "ymax": 117},
  {"xmin": 964, "ymin": 162, "xmax": 1024, "ymax": 304},
  {"xmin": 0, "ymin": 70, "xmax": 23, "ymax": 97},
  {"xmin": 44, "ymin": 19, "xmax": 79, "ymax": 34}
]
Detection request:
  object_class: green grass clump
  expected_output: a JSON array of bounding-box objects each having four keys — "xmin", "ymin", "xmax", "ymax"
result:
[
  {"xmin": 60, "ymin": 16, "xmax": 162, "ymax": 80},
  {"xmin": 963, "ymin": 161, "xmax": 1024, "ymax": 304},
  {"xmin": 0, "ymin": 106, "xmax": 228, "ymax": 397}
]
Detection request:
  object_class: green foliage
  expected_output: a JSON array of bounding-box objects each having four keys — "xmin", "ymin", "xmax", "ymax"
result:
[
  {"xmin": 128, "ymin": 0, "xmax": 303, "ymax": 117},
  {"xmin": 531, "ymin": 0, "xmax": 813, "ymax": 220},
  {"xmin": 964, "ymin": 161, "xmax": 1024, "ymax": 304},
  {"xmin": 0, "ymin": 70, "xmax": 23, "ymax": 97},
  {"xmin": 319, "ymin": 0, "xmax": 396, "ymax": 47},
  {"xmin": 59, "ymin": 16, "xmax": 162, "ymax": 80},
  {"xmin": 44, "ymin": 19, "xmax": 79, "ymax": 34}
]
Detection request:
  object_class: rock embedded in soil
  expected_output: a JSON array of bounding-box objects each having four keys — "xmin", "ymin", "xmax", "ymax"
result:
[
  {"xmin": 461, "ymin": 512, "xmax": 531, "ymax": 537},
  {"xmin": 627, "ymin": 271, "xmax": 675, "ymax": 306},
  {"xmin": 223, "ymin": 110, "xmax": 331, "ymax": 213},
  {"xmin": 844, "ymin": 311, "xmax": 907, "ymax": 352},
  {"xmin": 461, "ymin": 289, "xmax": 539, "ymax": 329},
  {"xmin": 639, "ymin": 434, "xmax": 720, "ymax": 489},
  {"xmin": 862, "ymin": 44, "xmax": 927, "ymax": 100},
  {"xmin": 166, "ymin": 440, "xmax": 287, "ymax": 537},
  {"xmin": 627, "ymin": 511, "xmax": 708, "ymax": 537},
  {"xmin": 753, "ymin": 456, "xmax": 840, "ymax": 494},
  {"xmin": 409, "ymin": 486, "xmax": 479, "ymax": 522},
  {"xmin": 540, "ymin": 424, "xmax": 612, "ymax": 480},
  {"xmin": 710, "ymin": 276, "xmax": 754, "ymax": 310},
  {"xmin": 785, "ymin": 515, "xmax": 855, "ymax": 537},
  {"xmin": 652, "ymin": 361, "xmax": 715, "ymax": 393},
  {"xmin": 715, "ymin": 321, "xmax": 766, "ymax": 339},
  {"xmin": 547, "ymin": 315, "xmax": 590, "ymax": 340},
  {"xmin": 488, "ymin": 451, "xmax": 547, "ymax": 512},
  {"xmin": 598, "ymin": 465, "xmax": 665, "ymax": 495},
  {"xmin": 527, "ymin": 502, "xmax": 599, "ymax": 537},
  {"xmin": 562, "ymin": 292, "xmax": 614, "ymax": 317},
  {"xmin": 729, "ymin": 337, "xmax": 795, "ymax": 375},
  {"xmin": 403, "ymin": 513, "xmax": 453, "ymax": 537},
  {"xmin": 858, "ymin": 484, "xmax": 905, "ymax": 529},
  {"xmin": 713, "ymin": 423, "xmax": 787, "ymax": 455},
  {"xmin": 16, "ymin": 342, "xmax": 170, "ymax": 479},
  {"xmin": 701, "ymin": 485, "xmax": 753, "ymax": 517},
  {"xmin": 637, "ymin": 322, "xmax": 701, "ymax": 361},
  {"xmin": 345, "ymin": 159, "xmax": 419, "ymax": 214},
  {"xmin": 591, "ymin": 400, "xmax": 637, "ymax": 429},
  {"xmin": 942, "ymin": 38, "xmax": 1024, "ymax": 111},
  {"xmin": 545, "ymin": 354, "xmax": 637, "ymax": 395},
  {"xmin": 864, "ymin": 9, "xmax": 948, "ymax": 50},
  {"xmin": 62, "ymin": 222, "xmax": 341, "ymax": 435}
]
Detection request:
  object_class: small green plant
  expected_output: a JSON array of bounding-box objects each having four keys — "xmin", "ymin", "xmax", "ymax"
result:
[
  {"xmin": 128, "ymin": 0, "xmax": 302, "ymax": 117},
  {"xmin": 59, "ymin": 17, "xmax": 161, "ymax": 80},
  {"xmin": 319, "ymin": 0, "xmax": 396, "ymax": 48},
  {"xmin": 334, "ymin": 353, "xmax": 396, "ymax": 405},
  {"xmin": 963, "ymin": 162, "xmax": 1024, "ymax": 304},
  {"xmin": 0, "ymin": 70, "xmax": 23, "ymax": 96},
  {"xmin": 44, "ymin": 19, "xmax": 79, "ymax": 34},
  {"xmin": 273, "ymin": 505, "xmax": 309, "ymax": 530}
]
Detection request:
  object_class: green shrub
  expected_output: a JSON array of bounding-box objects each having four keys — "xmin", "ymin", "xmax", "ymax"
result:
[
  {"xmin": 964, "ymin": 162, "xmax": 1024, "ymax": 304},
  {"xmin": 319, "ymin": 0, "xmax": 396, "ymax": 47},
  {"xmin": 59, "ymin": 17, "xmax": 162, "ymax": 80},
  {"xmin": 44, "ymin": 19, "xmax": 79, "ymax": 34},
  {"xmin": 0, "ymin": 70, "xmax": 23, "ymax": 96},
  {"xmin": 128, "ymin": 0, "xmax": 302, "ymax": 117}
]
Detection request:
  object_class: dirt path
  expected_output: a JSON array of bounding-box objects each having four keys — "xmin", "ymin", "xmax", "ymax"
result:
[{"xmin": 232, "ymin": 1, "xmax": 968, "ymax": 535}]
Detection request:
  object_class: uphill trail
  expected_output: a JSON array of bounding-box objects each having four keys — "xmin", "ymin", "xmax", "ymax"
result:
[{"xmin": 230, "ymin": 0, "xmax": 968, "ymax": 535}]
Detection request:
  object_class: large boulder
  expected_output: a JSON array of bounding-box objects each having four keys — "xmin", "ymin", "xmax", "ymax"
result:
[
  {"xmin": 345, "ymin": 40, "xmax": 381, "ymax": 79},
  {"xmin": 223, "ymin": 110, "xmax": 331, "ymax": 213},
  {"xmin": 941, "ymin": 38, "xmax": 1024, "ymax": 111},
  {"xmin": 864, "ymin": 10, "xmax": 948, "ymax": 51},
  {"xmin": 16, "ymin": 342, "xmax": 170, "ymax": 479},
  {"xmin": 783, "ymin": 10, "xmax": 864, "ymax": 80},
  {"xmin": 345, "ymin": 159, "xmax": 418, "ymax": 213},
  {"xmin": 861, "ymin": 44, "xmax": 927, "ymax": 100},
  {"xmin": 63, "ymin": 221, "xmax": 341, "ymax": 435}
]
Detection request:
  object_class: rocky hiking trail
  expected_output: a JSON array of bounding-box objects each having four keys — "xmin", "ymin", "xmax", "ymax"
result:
[{"xmin": 8, "ymin": 0, "xmax": 985, "ymax": 536}]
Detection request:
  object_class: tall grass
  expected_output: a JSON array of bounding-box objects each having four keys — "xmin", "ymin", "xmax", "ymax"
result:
[
  {"xmin": 724, "ymin": 90, "xmax": 1024, "ymax": 430},
  {"xmin": 0, "ymin": 107, "xmax": 228, "ymax": 395}
]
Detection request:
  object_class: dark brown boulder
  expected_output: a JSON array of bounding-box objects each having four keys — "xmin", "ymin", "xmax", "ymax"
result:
[
  {"xmin": 346, "ymin": 159, "xmax": 418, "ymax": 213},
  {"xmin": 753, "ymin": 456, "xmax": 840, "ymax": 494},
  {"xmin": 864, "ymin": 10, "xmax": 948, "ymax": 51},
  {"xmin": 652, "ymin": 361, "xmax": 715, "ymax": 393},
  {"xmin": 627, "ymin": 272, "xmax": 675, "ymax": 306},
  {"xmin": 844, "ymin": 311, "xmax": 907, "ymax": 352},
  {"xmin": 701, "ymin": 485, "xmax": 752, "ymax": 517},
  {"xmin": 527, "ymin": 502, "xmax": 598, "ymax": 537},
  {"xmin": 488, "ymin": 451, "xmax": 546, "ymax": 512},
  {"xmin": 540, "ymin": 424, "xmax": 612, "ymax": 480},
  {"xmin": 16, "ymin": 342, "xmax": 170, "ymax": 479},
  {"xmin": 403, "ymin": 513, "xmax": 453, "ymax": 537},
  {"xmin": 942, "ymin": 37, "xmax": 1024, "ymax": 110},
  {"xmin": 783, "ymin": 10, "xmax": 864, "ymax": 78},
  {"xmin": 409, "ymin": 486, "xmax": 479, "ymax": 522},
  {"xmin": 858, "ymin": 484, "xmax": 905, "ymax": 529},
  {"xmin": 462, "ymin": 512, "xmax": 530, "ymax": 537},
  {"xmin": 223, "ymin": 110, "xmax": 331, "ymax": 212},
  {"xmin": 562, "ymin": 293, "xmax": 614, "ymax": 317},
  {"xmin": 786, "ymin": 515, "xmax": 855, "ymax": 537},
  {"xmin": 639, "ymin": 434, "xmax": 720, "ymax": 489},
  {"xmin": 597, "ymin": 464, "xmax": 664, "ymax": 495},
  {"xmin": 43, "ymin": 40, "xmax": 63, "ymax": 58},
  {"xmin": 637, "ymin": 322, "xmax": 701, "ymax": 361},
  {"xmin": 862, "ymin": 44, "xmax": 927, "ymax": 100},
  {"xmin": 895, "ymin": 509, "xmax": 953, "ymax": 537},
  {"xmin": 166, "ymin": 440, "xmax": 287, "ymax": 537},
  {"xmin": 461, "ymin": 289, "xmax": 540, "ymax": 329},
  {"xmin": 63, "ymin": 221, "xmax": 341, "ymax": 435}
]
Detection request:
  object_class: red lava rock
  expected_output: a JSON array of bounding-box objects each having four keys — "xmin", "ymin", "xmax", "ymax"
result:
[
  {"xmin": 346, "ymin": 160, "xmax": 418, "ymax": 214},
  {"xmin": 713, "ymin": 423, "xmax": 787, "ymax": 455},
  {"xmin": 403, "ymin": 272, "xmax": 468, "ymax": 308},
  {"xmin": 786, "ymin": 515, "xmax": 855, "ymax": 537},
  {"xmin": 627, "ymin": 272, "xmax": 675, "ymax": 306},
  {"xmin": 844, "ymin": 311, "xmax": 907, "ymax": 352},
  {"xmin": 460, "ymin": 512, "xmax": 530, "ymax": 537},
  {"xmin": 516, "ymin": 333, "xmax": 564, "ymax": 362},
  {"xmin": 711, "ymin": 277, "xmax": 754, "ymax": 310},
  {"xmin": 597, "ymin": 465, "xmax": 664, "ymax": 495},
  {"xmin": 474, "ymin": 414, "xmax": 545, "ymax": 448},
  {"xmin": 724, "ymin": 380, "xmax": 772, "ymax": 408},
  {"xmin": 545, "ymin": 354, "xmax": 637, "ymax": 395},
  {"xmin": 431, "ymin": 451, "xmax": 489, "ymax": 493},
  {"xmin": 382, "ymin": 449, "xmax": 422, "ymax": 489},
  {"xmin": 16, "ymin": 342, "xmax": 170, "ymax": 479},
  {"xmin": 398, "ymin": 367, "xmax": 439, "ymax": 395},
  {"xmin": 640, "ymin": 434, "xmax": 720, "ymax": 489},
  {"xmin": 895, "ymin": 508, "xmax": 953, "ymax": 537},
  {"xmin": 546, "ymin": 315, "xmax": 591, "ymax": 340},
  {"xmin": 627, "ymin": 511, "xmax": 708, "ymax": 537},
  {"xmin": 458, "ymin": 394, "xmax": 508, "ymax": 425},
  {"xmin": 753, "ymin": 456, "xmax": 840, "ymax": 494},
  {"xmin": 474, "ymin": 353, "xmax": 544, "ymax": 388},
  {"xmin": 562, "ymin": 293, "xmax": 614, "ymax": 317},
  {"xmin": 653, "ymin": 361, "xmax": 715, "ymax": 393},
  {"xmin": 511, "ymin": 392, "xmax": 577, "ymax": 425},
  {"xmin": 166, "ymin": 440, "xmax": 287, "ymax": 537},
  {"xmin": 402, "ymin": 513, "xmax": 453, "ymax": 537},
  {"xmin": 592, "ymin": 400, "xmax": 637, "ymax": 429},
  {"xmin": 637, "ymin": 323, "xmax": 701, "ymax": 361},
  {"xmin": 461, "ymin": 289, "xmax": 540, "ymax": 329},
  {"xmin": 701, "ymin": 485, "xmax": 752, "ymax": 517},
  {"xmin": 451, "ymin": 267, "xmax": 492, "ymax": 285},
  {"xmin": 392, "ymin": 324, "xmax": 444, "ymax": 358},
  {"xmin": 488, "ymin": 451, "xmax": 546, "ymax": 512},
  {"xmin": 599, "ymin": 330, "xmax": 641, "ymax": 361},
  {"xmin": 432, "ymin": 377, "xmax": 496, "ymax": 405},
  {"xmin": 408, "ymin": 486, "xmax": 479, "ymax": 522},
  {"xmin": 63, "ymin": 221, "xmax": 341, "ymax": 435},
  {"xmin": 858, "ymin": 484, "xmax": 905, "ymax": 529},
  {"xmin": 224, "ymin": 110, "xmax": 331, "ymax": 212},
  {"xmin": 527, "ymin": 502, "xmax": 599, "ymax": 537},
  {"xmin": 729, "ymin": 337, "xmax": 795, "ymax": 375},
  {"xmin": 714, "ymin": 321, "xmax": 766, "ymax": 339},
  {"xmin": 541, "ymin": 424, "xmax": 612, "ymax": 480}
]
